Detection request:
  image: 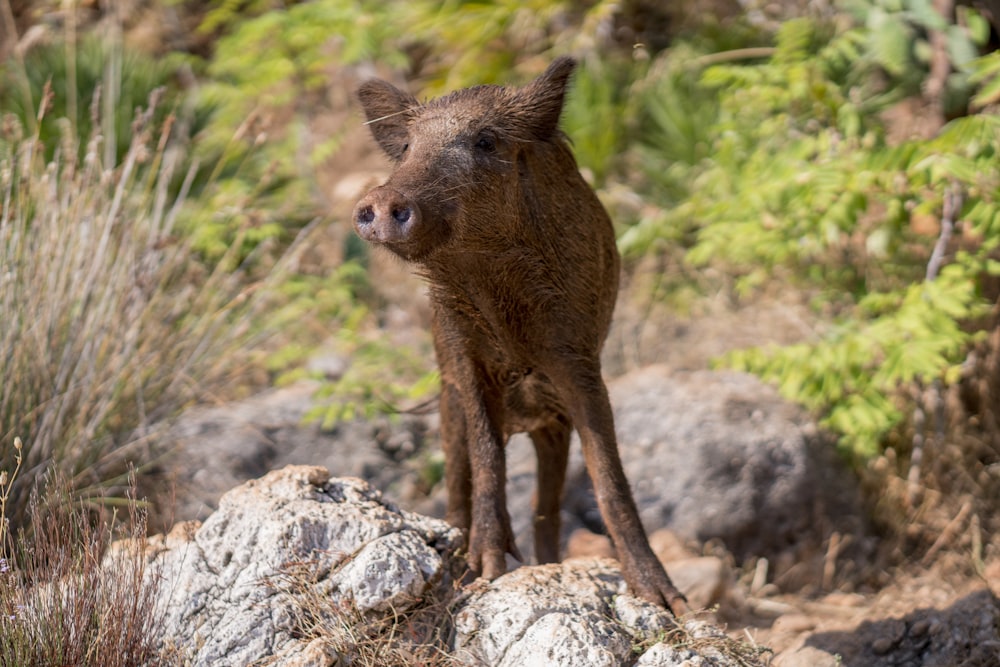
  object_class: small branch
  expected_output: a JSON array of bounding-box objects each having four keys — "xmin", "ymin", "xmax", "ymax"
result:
[
  {"xmin": 907, "ymin": 397, "xmax": 926, "ymax": 508},
  {"xmin": 926, "ymin": 184, "xmax": 962, "ymax": 282},
  {"xmin": 909, "ymin": 185, "xmax": 962, "ymax": 503},
  {"xmin": 750, "ymin": 557, "xmax": 769, "ymax": 594},
  {"xmin": 921, "ymin": 500, "xmax": 972, "ymax": 565}
]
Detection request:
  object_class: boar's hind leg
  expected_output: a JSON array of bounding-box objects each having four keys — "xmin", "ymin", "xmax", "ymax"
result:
[
  {"xmin": 550, "ymin": 360, "xmax": 689, "ymax": 616},
  {"xmin": 441, "ymin": 381, "xmax": 472, "ymax": 534},
  {"xmin": 530, "ymin": 416, "xmax": 571, "ymax": 565}
]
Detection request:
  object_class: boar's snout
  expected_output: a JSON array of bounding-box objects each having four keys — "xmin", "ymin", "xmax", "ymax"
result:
[{"xmin": 353, "ymin": 185, "xmax": 419, "ymax": 246}]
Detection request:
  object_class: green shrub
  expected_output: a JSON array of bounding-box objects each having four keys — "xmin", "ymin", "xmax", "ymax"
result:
[
  {"xmin": 624, "ymin": 9, "xmax": 1000, "ymax": 459},
  {"xmin": 0, "ymin": 35, "xmax": 181, "ymax": 163}
]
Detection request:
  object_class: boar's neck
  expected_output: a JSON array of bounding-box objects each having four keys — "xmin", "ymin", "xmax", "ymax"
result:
[{"xmin": 420, "ymin": 140, "xmax": 619, "ymax": 357}]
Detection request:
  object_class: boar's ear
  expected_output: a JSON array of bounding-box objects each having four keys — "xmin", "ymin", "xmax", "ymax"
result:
[
  {"xmin": 511, "ymin": 56, "xmax": 576, "ymax": 141},
  {"xmin": 357, "ymin": 79, "xmax": 418, "ymax": 161}
]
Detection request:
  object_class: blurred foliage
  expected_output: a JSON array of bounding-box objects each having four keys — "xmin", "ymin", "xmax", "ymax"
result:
[
  {"xmin": 195, "ymin": 0, "xmax": 291, "ymax": 35},
  {"xmin": 0, "ymin": 36, "xmax": 181, "ymax": 162},
  {"xmin": 840, "ymin": 0, "xmax": 991, "ymax": 114},
  {"xmin": 5, "ymin": 0, "xmax": 1000, "ymax": 475},
  {"xmin": 406, "ymin": 0, "xmax": 578, "ymax": 92}
]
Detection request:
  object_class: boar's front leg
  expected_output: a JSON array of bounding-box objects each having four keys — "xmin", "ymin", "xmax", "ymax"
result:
[
  {"xmin": 440, "ymin": 380, "xmax": 472, "ymax": 534},
  {"xmin": 463, "ymin": 371, "xmax": 523, "ymax": 579},
  {"xmin": 549, "ymin": 359, "xmax": 689, "ymax": 616},
  {"xmin": 437, "ymin": 344, "xmax": 522, "ymax": 578}
]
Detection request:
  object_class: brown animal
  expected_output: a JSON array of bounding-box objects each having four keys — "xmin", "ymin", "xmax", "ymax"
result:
[{"xmin": 353, "ymin": 57, "xmax": 687, "ymax": 615}]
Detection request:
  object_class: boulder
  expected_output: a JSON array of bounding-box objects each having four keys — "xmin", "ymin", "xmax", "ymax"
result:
[
  {"xmin": 162, "ymin": 382, "xmax": 430, "ymax": 522},
  {"xmin": 147, "ymin": 466, "xmax": 462, "ymax": 666}
]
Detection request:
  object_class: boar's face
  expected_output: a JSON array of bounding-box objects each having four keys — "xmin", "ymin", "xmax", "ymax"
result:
[{"xmin": 353, "ymin": 58, "xmax": 576, "ymax": 262}]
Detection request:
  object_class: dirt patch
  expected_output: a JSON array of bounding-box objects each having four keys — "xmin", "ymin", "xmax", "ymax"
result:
[{"xmin": 737, "ymin": 559, "xmax": 1000, "ymax": 666}]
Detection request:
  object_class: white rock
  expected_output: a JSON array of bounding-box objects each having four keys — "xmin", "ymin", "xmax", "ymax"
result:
[
  {"xmin": 329, "ymin": 529, "xmax": 442, "ymax": 612},
  {"xmin": 636, "ymin": 642, "xmax": 709, "ymax": 666},
  {"xmin": 497, "ymin": 612, "xmax": 634, "ymax": 667},
  {"xmin": 453, "ymin": 558, "xmax": 670, "ymax": 666},
  {"xmin": 148, "ymin": 465, "xmax": 462, "ymax": 667},
  {"xmin": 143, "ymin": 466, "xmax": 759, "ymax": 666}
]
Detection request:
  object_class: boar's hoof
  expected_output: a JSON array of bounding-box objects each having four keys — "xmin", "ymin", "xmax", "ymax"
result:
[
  {"xmin": 477, "ymin": 549, "xmax": 509, "ymax": 581},
  {"xmin": 468, "ymin": 523, "xmax": 523, "ymax": 582},
  {"xmin": 628, "ymin": 570, "xmax": 690, "ymax": 617}
]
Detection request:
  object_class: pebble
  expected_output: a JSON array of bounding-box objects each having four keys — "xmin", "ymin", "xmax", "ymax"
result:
[
  {"xmin": 649, "ymin": 528, "xmax": 697, "ymax": 562},
  {"xmin": 771, "ymin": 614, "xmax": 816, "ymax": 634},
  {"xmin": 910, "ymin": 618, "xmax": 930, "ymax": 636},
  {"xmin": 872, "ymin": 637, "xmax": 895, "ymax": 655},
  {"xmin": 821, "ymin": 592, "xmax": 866, "ymax": 607},
  {"xmin": 773, "ymin": 646, "xmax": 841, "ymax": 667},
  {"xmin": 665, "ymin": 557, "xmax": 731, "ymax": 610}
]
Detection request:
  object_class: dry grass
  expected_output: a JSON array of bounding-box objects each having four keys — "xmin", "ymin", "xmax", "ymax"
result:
[
  {"xmin": 0, "ymin": 68, "xmax": 293, "ymax": 529},
  {"xmin": 628, "ymin": 616, "xmax": 773, "ymax": 667},
  {"xmin": 0, "ymin": 467, "xmax": 168, "ymax": 667},
  {"xmin": 265, "ymin": 558, "xmax": 461, "ymax": 667}
]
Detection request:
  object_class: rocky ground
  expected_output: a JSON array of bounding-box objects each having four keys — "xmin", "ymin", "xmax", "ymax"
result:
[
  {"xmin": 146, "ymin": 466, "xmax": 768, "ymax": 666},
  {"xmin": 153, "ymin": 359, "xmax": 1000, "ymax": 666}
]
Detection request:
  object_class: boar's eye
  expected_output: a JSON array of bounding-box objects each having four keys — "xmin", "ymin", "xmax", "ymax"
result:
[{"xmin": 474, "ymin": 133, "xmax": 496, "ymax": 153}]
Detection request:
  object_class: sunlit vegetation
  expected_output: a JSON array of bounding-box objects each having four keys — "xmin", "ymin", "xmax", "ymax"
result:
[{"xmin": 1, "ymin": 0, "xmax": 999, "ymax": 658}]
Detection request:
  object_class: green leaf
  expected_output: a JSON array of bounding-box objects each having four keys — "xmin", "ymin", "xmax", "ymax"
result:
[
  {"xmin": 972, "ymin": 69, "xmax": 1000, "ymax": 108},
  {"xmin": 959, "ymin": 6, "xmax": 991, "ymax": 46},
  {"xmin": 906, "ymin": 0, "xmax": 949, "ymax": 31},
  {"xmin": 946, "ymin": 24, "xmax": 979, "ymax": 69},
  {"xmin": 868, "ymin": 17, "xmax": 912, "ymax": 76}
]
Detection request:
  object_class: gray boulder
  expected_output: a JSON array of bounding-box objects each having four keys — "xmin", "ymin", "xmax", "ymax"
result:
[{"xmin": 162, "ymin": 382, "xmax": 431, "ymax": 522}]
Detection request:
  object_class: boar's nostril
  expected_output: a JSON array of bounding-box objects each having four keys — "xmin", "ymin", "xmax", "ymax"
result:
[
  {"xmin": 392, "ymin": 207, "xmax": 412, "ymax": 224},
  {"xmin": 357, "ymin": 205, "xmax": 375, "ymax": 225}
]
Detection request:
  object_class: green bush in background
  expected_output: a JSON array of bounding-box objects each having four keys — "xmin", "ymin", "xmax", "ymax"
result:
[{"xmin": 621, "ymin": 11, "xmax": 999, "ymax": 460}]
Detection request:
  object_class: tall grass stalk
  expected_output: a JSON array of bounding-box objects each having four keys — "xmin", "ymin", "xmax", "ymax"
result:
[{"xmin": 0, "ymin": 74, "xmax": 276, "ymax": 529}]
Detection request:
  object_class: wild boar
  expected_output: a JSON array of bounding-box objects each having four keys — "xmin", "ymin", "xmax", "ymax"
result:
[{"xmin": 353, "ymin": 57, "xmax": 687, "ymax": 615}]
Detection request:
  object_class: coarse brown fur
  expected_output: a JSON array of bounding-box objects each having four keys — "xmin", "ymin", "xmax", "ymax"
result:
[{"xmin": 353, "ymin": 58, "xmax": 687, "ymax": 615}]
